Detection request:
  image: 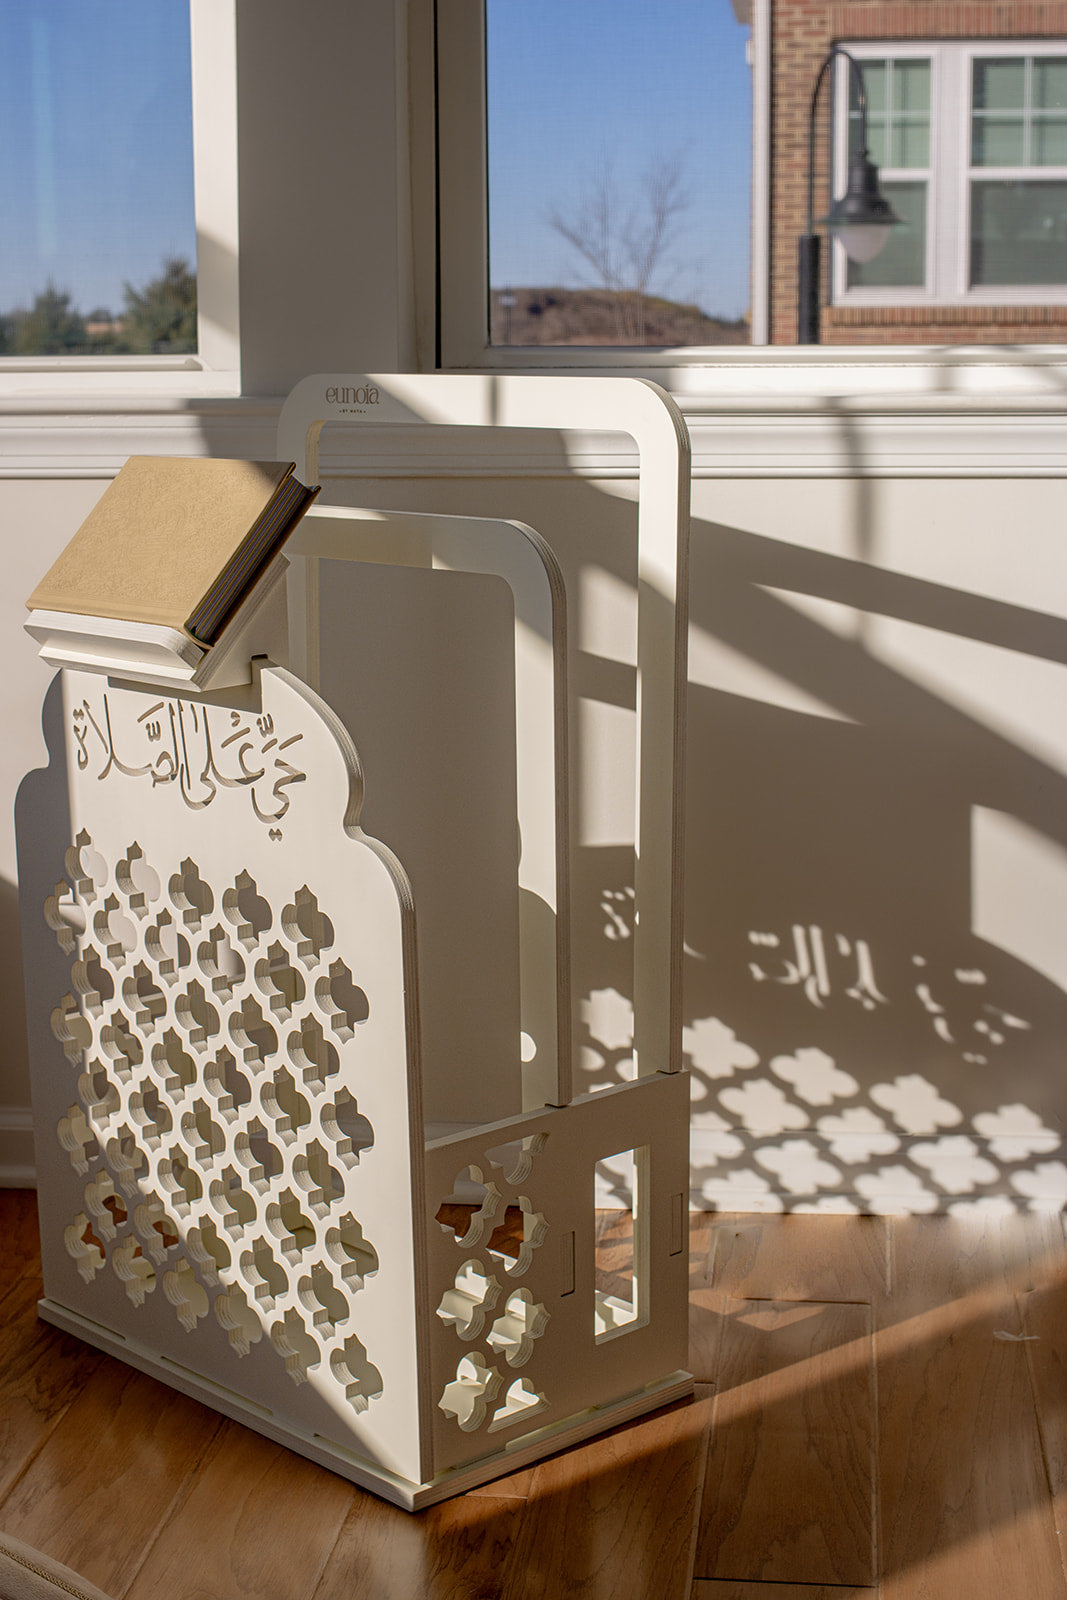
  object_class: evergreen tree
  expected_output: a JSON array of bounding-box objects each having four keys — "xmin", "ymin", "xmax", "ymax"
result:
[
  {"xmin": 11, "ymin": 284, "xmax": 88, "ymax": 354},
  {"xmin": 122, "ymin": 256, "xmax": 197, "ymax": 353}
]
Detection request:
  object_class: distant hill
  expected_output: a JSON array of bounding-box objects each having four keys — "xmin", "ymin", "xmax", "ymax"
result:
[{"xmin": 490, "ymin": 286, "xmax": 749, "ymax": 347}]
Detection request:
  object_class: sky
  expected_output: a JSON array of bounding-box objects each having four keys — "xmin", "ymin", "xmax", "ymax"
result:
[
  {"xmin": 0, "ymin": 1, "xmax": 753, "ymax": 325},
  {"xmin": 487, "ymin": 0, "xmax": 753, "ymax": 320},
  {"xmin": 0, "ymin": 0, "xmax": 196, "ymax": 316}
]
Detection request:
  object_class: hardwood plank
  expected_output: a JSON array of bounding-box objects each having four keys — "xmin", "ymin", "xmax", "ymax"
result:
[
  {"xmin": 125, "ymin": 1419, "xmax": 355, "ymax": 1600},
  {"xmin": 313, "ymin": 1489, "xmax": 526, "ymax": 1600},
  {"xmin": 688, "ymin": 1288, "xmax": 725, "ymax": 1384},
  {"xmin": 497, "ymin": 1391, "xmax": 713, "ymax": 1600},
  {"xmin": 696, "ymin": 1299, "xmax": 874, "ymax": 1587},
  {"xmin": 692, "ymin": 1583, "xmax": 874, "ymax": 1599},
  {"xmin": 1021, "ymin": 1267, "xmax": 1067, "ymax": 1575},
  {"xmin": 0, "ymin": 1357, "xmax": 222, "ymax": 1598},
  {"xmin": 688, "ymin": 1211, "xmax": 715, "ymax": 1284},
  {"xmin": 0, "ymin": 1189, "xmax": 42, "ymax": 1297},
  {"xmin": 707, "ymin": 1214, "xmax": 889, "ymax": 1304},
  {"xmin": 877, "ymin": 1215, "xmax": 1066, "ymax": 1599},
  {"xmin": 0, "ymin": 1272, "xmax": 106, "ymax": 1502}
]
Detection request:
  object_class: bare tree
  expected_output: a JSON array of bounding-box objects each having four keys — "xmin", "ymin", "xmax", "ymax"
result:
[{"xmin": 547, "ymin": 152, "xmax": 690, "ymax": 343}]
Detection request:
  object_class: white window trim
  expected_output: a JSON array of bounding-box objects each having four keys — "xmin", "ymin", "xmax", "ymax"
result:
[{"xmin": 832, "ymin": 39, "xmax": 1067, "ymax": 310}]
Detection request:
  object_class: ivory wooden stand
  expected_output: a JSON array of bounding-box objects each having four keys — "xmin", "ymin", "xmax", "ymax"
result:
[{"xmin": 17, "ymin": 375, "xmax": 693, "ymax": 1509}]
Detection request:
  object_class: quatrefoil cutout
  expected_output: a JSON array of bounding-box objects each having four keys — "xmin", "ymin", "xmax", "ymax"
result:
[
  {"xmin": 163, "ymin": 1258, "xmax": 210, "ymax": 1332},
  {"xmin": 321, "ymin": 1089, "xmax": 373, "ymax": 1165},
  {"xmin": 222, "ymin": 870, "xmax": 272, "ymax": 948},
  {"xmin": 71, "ymin": 946, "xmax": 114, "ymax": 1012},
  {"xmin": 298, "ymin": 1265, "xmax": 349, "ymax": 1334},
  {"xmin": 490, "ymin": 1377, "xmax": 546, "ymax": 1433},
  {"xmin": 228, "ymin": 997, "xmax": 278, "ymax": 1067},
  {"xmin": 261, "ymin": 1066, "xmax": 311, "ymax": 1144},
  {"xmin": 330, "ymin": 1334, "xmax": 383, "ymax": 1412},
  {"xmin": 64, "ymin": 831, "xmax": 107, "ymax": 902},
  {"xmin": 485, "ymin": 1133, "xmax": 548, "ymax": 1187},
  {"xmin": 78, "ymin": 1065, "xmax": 120, "ymax": 1126},
  {"xmin": 324, "ymin": 1213, "xmax": 378, "ymax": 1287},
  {"xmin": 45, "ymin": 884, "xmax": 86, "ymax": 954},
  {"xmin": 98, "ymin": 1009, "xmax": 143, "ymax": 1075},
  {"xmin": 487, "ymin": 1289, "xmax": 550, "ymax": 1366},
  {"xmin": 487, "ymin": 1197, "xmax": 548, "ymax": 1276},
  {"xmin": 281, "ymin": 885, "xmax": 334, "ymax": 968},
  {"xmin": 116, "ymin": 843, "xmax": 161, "ymax": 918},
  {"xmin": 159, "ymin": 1145, "xmax": 204, "ymax": 1213},
  {"xmin": 57, "ymin": 1104, "xmax": 98, "ymax": 1175},
  {"xmin": 439, "ymin": 1353, "xmax": 501, "ymax": 1432},
  {"xmin": 270, "ymin": 1309, "xmax": 320, "ymax": 1386},
  {"xmin": 145, "ymin": 911, "xmax": 190, "ymax": 985},
  {"xmin": 169, "ymin": 859, "xmax": 214, "ymax": 931},
  {"xmin": 265, "ymin": 1189, "xmax": 317, "ymax": 1263},
  {"xmin": 64, "ymin": 1213, "xmax": 106, "ymax": 1282},
  {"xmin": 215, "ymin": 1283, "xmax": 263, "ymax": 1356},
  {"xmin": 240, "ymin": 1237, "xmax": 287, "ymax": 1309},
  {"xmin": 152, "ymin": 1028, "xmax": 197, "ymax": 1095},
  {"xmin": 197, "ymin": 926, "xmax": 245, "ymax": 998},
  {"xmin": 435, "ymin": 1166, "xmax": 502, "ymax": 1249},
  {"xmin": 436, "ymin": 1258, "xmax": 502, "ymax": 1339},
  {"xmin": 51, "ymin": 994, "xmax": 91, "ymax": 1064},
  {"xmin": 121, "ymin": 962, "xmax": 166, "ymax": 1032},
  {"xmin": 254, "ymin": 942, "xmax": 305, "ymax": 1019},
  {"xmin": 314, "ymin": 959, "xmax": 369, "ymax": 1042},
  {"xmin": 174, "ymin": 980, "xmax": 220, "ymax": 1051},
  {"xmin": 287, "ymin": 1014, "xmax": 340, "ymax": 1089},
  {"xmin": 112, "ymin": 1236, "xmax": 156, "ymax": 1307}
]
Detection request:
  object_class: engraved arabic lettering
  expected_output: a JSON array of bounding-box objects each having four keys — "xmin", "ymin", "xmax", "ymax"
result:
[{"xmin": 72, "ymin": 692, "xmax": 306, "ymax": 828}]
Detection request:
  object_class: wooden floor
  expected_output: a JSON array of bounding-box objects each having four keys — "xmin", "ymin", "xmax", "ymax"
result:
[{"xmin": 0, "ymin": 1191, "xmax": 1064, "ymax": 1600}]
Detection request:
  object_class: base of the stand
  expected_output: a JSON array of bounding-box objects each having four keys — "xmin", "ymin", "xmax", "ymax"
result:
[{"xmin": 38, "ymin": 1298, "xmax": 694, "ymax": 1510}]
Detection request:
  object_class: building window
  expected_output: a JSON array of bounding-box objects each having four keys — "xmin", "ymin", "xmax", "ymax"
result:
[
  {"xmin": 834, "ymin": 41, "xmax": 1067, "ymax": 307},
  {"xmin": 0, "ymin": 0, "xmax": 198, "ymax": 358},
  {"xmin": 437, "ymin": 0, "xmax": 757, "ymax": 366}
]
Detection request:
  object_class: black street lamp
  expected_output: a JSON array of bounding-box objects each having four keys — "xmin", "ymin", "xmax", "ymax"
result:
[{"xmin": 797, "ymin": 45, "xmax": 900, "ymax": 344}]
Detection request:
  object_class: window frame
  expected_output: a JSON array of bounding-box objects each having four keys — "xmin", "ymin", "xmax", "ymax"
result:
[
  {"xmin": 832, "ymin": 39, "xmax": 1067, "ymax": 311},
  {"xmin": 0, "ymin": 0, "xmax": 240, "ymax": 397}
]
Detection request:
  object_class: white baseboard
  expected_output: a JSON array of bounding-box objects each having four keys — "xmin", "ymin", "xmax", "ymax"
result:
[{"xmin": 0, "ymin": 1106, "xmax": 35, "ymax": 1187}]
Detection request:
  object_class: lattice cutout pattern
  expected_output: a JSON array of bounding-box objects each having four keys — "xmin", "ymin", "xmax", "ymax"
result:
[
  {"xmin": 47, "ymin": 832, "xmax": 383, "ymax": 1413},
  {"xmin": 435, "ymin": 1142, "xmax": 550, "ymax": 1433}
]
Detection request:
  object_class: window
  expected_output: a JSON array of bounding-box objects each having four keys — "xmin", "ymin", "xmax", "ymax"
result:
[
  {"xmin": 437, "ymin": 0, "xmax": 757, "ymax": 366},
  {"xmin": 834, "ymin": 41, "xmax": 1067, "ymax": 307},
  {"xmin": 0, "ymin": 1, "xmax": 197, "ymax": 358}
]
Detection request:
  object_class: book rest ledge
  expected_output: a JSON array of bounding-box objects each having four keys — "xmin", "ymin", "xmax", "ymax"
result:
[{"xmin": 24, "ymin": 553, "xmax": 290, "ymax": 693}]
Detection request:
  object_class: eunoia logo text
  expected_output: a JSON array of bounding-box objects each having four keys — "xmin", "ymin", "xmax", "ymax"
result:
[{"xmin": 325, "ymin": 384, "xmax": 381, "ymax": 406}]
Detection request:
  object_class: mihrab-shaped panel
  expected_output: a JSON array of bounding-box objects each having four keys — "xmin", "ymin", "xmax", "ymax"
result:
[{"xmin": 24, "ymin": 664, "xmax": 426, "ymax": 1488}]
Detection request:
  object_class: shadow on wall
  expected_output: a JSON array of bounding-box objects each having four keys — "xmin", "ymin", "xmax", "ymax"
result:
[
  {"xmin": 587, "ymin": 513, "xmax": 1067, "ymax": 1217},
  {"xmin": 0, "ymin": 874, "xmax": 30, "ymax": 1106}
]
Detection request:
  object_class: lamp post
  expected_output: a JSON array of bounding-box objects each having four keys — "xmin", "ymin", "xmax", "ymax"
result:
[{"xmin": 797, "ymin": 45, "xmax": 900, "ymax": 344}]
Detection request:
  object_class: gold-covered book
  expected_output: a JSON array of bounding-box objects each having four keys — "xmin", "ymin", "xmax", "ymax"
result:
[{"xmin": 27, "ymin": 455, "xmax": 319, "ymax": 645}]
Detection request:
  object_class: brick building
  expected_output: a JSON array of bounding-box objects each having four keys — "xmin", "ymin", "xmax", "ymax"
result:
[{"xmin": 751, "ymin": 0, "xmax": 1067, "ymax": 343}]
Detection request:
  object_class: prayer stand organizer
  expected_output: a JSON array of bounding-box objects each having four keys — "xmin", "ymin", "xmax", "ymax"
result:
[{"xmin": 17, "ymin": 375, "xmax": 693, "ymax": 1509}]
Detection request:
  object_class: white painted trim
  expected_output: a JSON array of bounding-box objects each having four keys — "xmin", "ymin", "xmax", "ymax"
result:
[
  {"xmin": 0, "ymin": 377, "xmax": 1064, "ymax": 479},
  {"xmin": 749, "ymin": 0, "xmax": 771, "ymax": 345},
  {"xmin": 0, "ymin": 1107, "xmax": 35, "ymax": 1187},
  {"xmin": 189, "ymin": 0, "xmax": 241, "ymax": 376}
]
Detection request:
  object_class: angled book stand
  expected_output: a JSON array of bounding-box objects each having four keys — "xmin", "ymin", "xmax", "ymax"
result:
[{"xmin": 17, "ymin": 374, "xmax": 692, "ymax": 1508}]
